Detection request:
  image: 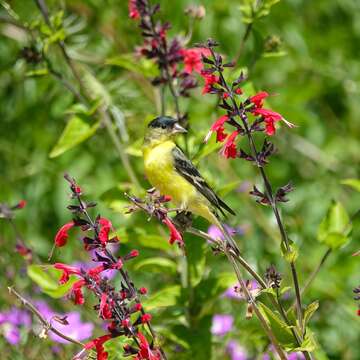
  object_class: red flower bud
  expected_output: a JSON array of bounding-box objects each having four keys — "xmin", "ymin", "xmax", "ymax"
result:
[
  {"xmin": 139, "ymin": 287, "xmax": 148, "ymax": 295},
  {"xmin": 17, "ymin": 200, "xmax": 27, "ymax": 209},
  {"xmin": 235, "ymin": 88, "xmax": 243, "ymax": 95},
  {"xmin": 54, "ymin": 222, "xmax": 74, "ymax": 247},
  {"xmin": 162, "ymin": 217, "xmax": 184, "ymax": 245},
  {"xmin": 141, "ymin": 313, "xmax": 152, "ymax": 323}
]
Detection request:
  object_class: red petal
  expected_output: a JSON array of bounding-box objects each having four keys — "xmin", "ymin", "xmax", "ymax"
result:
[{"xmin": 54, "ymin": 222, "xmax": 74, "ymax": 247}]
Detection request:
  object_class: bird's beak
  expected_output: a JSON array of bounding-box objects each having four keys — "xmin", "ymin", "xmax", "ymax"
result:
[{"xmin": 172, "ymin": 123, "xmax": 187, "ymax": 134}]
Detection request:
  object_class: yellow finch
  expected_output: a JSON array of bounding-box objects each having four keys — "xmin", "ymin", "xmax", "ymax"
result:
[{"xmin": 142, "ymin": 116, "xmax": 239, "ymax": 253}]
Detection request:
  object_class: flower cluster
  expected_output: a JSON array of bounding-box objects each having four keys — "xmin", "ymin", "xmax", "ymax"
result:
[
  {"xmin": 52, "ymin": 174, "xmax": 164, "ymax": 360},
  {"xmin": 200, "ymin": 39, "xmax": 295, "ymax": 159},
  {"xmin": 129, "ymin": 0, "xmax": 209, "ymax": 120}
]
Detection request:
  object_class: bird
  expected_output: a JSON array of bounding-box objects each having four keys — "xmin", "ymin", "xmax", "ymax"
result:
[{"xmin": 142, "ymin": 115, "xmax": 240, "ymax": 254}]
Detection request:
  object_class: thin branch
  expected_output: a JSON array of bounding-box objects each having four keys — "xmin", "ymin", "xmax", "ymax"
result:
[
  {"xmin": 234, "ymin": 22, "xmax": 253, "ymax": 63},
  {"xmin": 8, "ymin": 287, "xmax": 84, "ymax": 347}
]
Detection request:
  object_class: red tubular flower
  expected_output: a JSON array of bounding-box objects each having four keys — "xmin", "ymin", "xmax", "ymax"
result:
[
  {"xmin": 71, "ymin": 279, "xmax": 86, "ymax": 305},
  {"xmin": 204, "ymin": 115, "xmax": 229, "ymax": 143},
  {"xmin": 98, "ymin": 218, "xmax": 112, "ymax": 245},
  {"xmin": 87, "ymin": 265, "xmax": 105, "ymax": 281},
  {"xmin": 17, "ymin": 200, "xmax": 27, "ymax": 209},
  {"xmin": 249, "ymin": 91, "xmax": 269, "ymax": 108},
  {"xmin": 128, "ymin": 0, "xmax": 140, "ymax": 19},
  {"xmin": 201, "ymin": 72, "xmax": 219, "ymax": 94},
  {"xmin": 85, "ymin": 334, "xmax": 112, "ymax": 360},
  {"xmin": 252, "ymin": 108, "xmax": 295, "ymax": 136},
  {"xmin": 99, "ymin": 293, "xmax": 113, "ymax": 319},
  {"xmin": 181, "ymin": 48, "xmax": 211, "ymax": 74},
  {"xmin": 221, "ymin": 130, "xmax": 239, "ymax": 159},
  {"xmin": 54, "ymin": 263, "xmax": 81, "ymax": 284},
  {"xmin": 162, "ymin": 217, "xmax": 183, "ymax": 245},
  {"xmin": 135, "ymin": 332, "xmax": 161, "ymax": 360},
  {"xmin": 54, "ymin": 222, "xmax": 74, "ymax": 247}
]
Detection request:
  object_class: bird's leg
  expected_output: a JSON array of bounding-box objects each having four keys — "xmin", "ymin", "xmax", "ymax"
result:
[{"xmin": 172, "ymin": 211, "xmax": 193, "ymax": 233}]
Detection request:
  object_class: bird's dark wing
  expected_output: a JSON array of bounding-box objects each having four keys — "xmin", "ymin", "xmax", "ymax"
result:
[{"xmin": 172, "ymin": 146, "xmax": 235, "ymax": 216}]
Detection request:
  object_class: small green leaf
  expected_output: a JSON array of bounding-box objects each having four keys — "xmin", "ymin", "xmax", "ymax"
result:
[
  {"xmin": 303, "ymin": 301, "xmax": 319, "ymax": 328},
  {"xmin": 27, "ymin": 265, "xmax": 77, "ymax": 298},
  {"xmin": 341, "ymin": 179, "xmax": 360, "ymax": 192},
  {"xmin": 25, "ymin": 68, "xmax": 49, "ymax": 77},
  {"xmin": 317, "ymin": 201, "xmax": 351, "ymax": 249},
  {"xmin": 49, "ymin": 116, "xmax": 99, "ymax": 158},
  {"xmin": 106, "ymin": 54, "xmax": 159, "ymax": 78},
  {"xmin": 143, "ymin": 285, "xmax": 181, "ymax": 310},
  {"xmin": 258, "ymin": 302, "xmax": 296, "ymax": 347},
  {"xmin": 289, "ymin": 328, "xmax": 317, "ymax": 352},
  {"xmin": 186, "ymin": 236, "xmax": 206, "ymax": 287},
  {"xmin": 281, "ymin": 240, "xmax": 298, "ymax": 263},
  {"xmin": 134, "ymin": 257, "xmax": 177, "ymax": 274}
]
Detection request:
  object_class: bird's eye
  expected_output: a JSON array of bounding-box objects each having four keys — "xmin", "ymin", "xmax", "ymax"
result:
[{"xmin": 161, "ymin": 124, "xmax": 167, "ymax": 129}]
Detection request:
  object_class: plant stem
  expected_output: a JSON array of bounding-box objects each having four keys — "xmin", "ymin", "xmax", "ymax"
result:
[
  {"xmin": 210, "ymin": 48, "xmax": 305, "ymax": 337},
  {"xmin": 234, "ymin": 22, "xmax": 253, "ymax": 63},
  {"xmin": 8, "ymin": 287, "xmax": 84, "ymax": 347}
]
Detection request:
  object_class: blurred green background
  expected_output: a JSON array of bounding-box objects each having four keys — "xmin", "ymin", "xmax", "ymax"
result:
[{"xmin": 0, "ymin": 0, "xmax": 360, "ymax": 359}]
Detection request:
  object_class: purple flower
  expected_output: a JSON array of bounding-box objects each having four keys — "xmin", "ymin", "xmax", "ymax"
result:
[
  {"xmin": 207, "ymin": 224, "xmax": 247, "ymax": 240},
  {"xmin": 227, "ymin": 340, "xmax": 248, "ymax": 360},
  {"xmin": 0, "ymin": 307, "xmax": 31, "ymax": 345},
  {"xmin": 3, "ymin": 324, "xmax": 21, "ymax": 345},
  {"xmin": 211, "ymin": 314, "xmax": 233, "ymax": 336},
  {"xmin": 35, "ymin": 300, "xmax": 94, "ymax": 344},
  {"xmin": 288, "ymin": 352, "xmax": 305, "ymax": 360}
]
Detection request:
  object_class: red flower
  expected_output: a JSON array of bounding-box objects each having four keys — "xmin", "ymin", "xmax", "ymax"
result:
[
  {"xmin": 98, "ymin": 218, "xmax": 112, "ymax": 245},
  {"xmin": 134, "ymin": 303, "xmax": 142, "ymax": 311},
  {"xmin": 235, "ymin": 88, "xmax": 243, "ymax": 95},
  {"xmin": 357, "ymin": 309, "xmax": 360, "ymax": 316},
  {"xmin": 85, "ymin": 334, "xmax": 112, "ymax": 360},
  {"xmin": 54, "ymin": 263, "xmax": 81, "ymax": 284},
  {"xmin": 87, "ymin": 265, "xmax": 105, "ymax": 281},
  {"xmin": 71, "ymin": 279, "xmax": 86, "ymax": 305},
  {"xmin": 204, "ymin": 115, "xmax": 229, "ymax": 143},
  {"xmin": 252, "ymin": 108, "xmax": 295, "ymax": 136},
  {"xmin": 221, "ymin": 130, "xmax": 239, "ymax": 159},
  {"xmin": 181, "ymin": 48, "xmax": 211, "ymax": 74},
  {"xmin": 249, "ymin": 91, "xmax": 269, "ymax": 108},
  {"xmin": 162, "ymin": 217, "xmax": 183, "ymax": 245},
  {"xmin": 222, "ymin": 92, "xmax": 229, "ymax": 99},
  {"xmin": 201, "ymin": 71, "xmax": 219, "ymax": 94},
  {"xmin": 135, "ymin": 332, "xmax": 161, "ymax": 360},
  {"xmin": 17, "ymin": 200, "xmax": 27, "ymax": 209},
  {"xmin": 141, "ymin": 313, "xmax": 152, "ymax": 323},
  {"xmin": 99, "ymin": 293, "xmax": 113, "ymax": 319},
  {"xmin": 54, "ymin": 222, "xmax": 74, "ymax": 247},
  {"xmin": 139, "ymin": 287, "xmax": 148, "ymax": 295},
  {"xmin": 128, "ymin": 0, "xmax": 140, "ymax": 19}
]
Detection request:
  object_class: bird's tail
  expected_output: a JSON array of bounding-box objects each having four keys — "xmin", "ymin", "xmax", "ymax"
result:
[{"xmin": 213, "ymin": 217, "xmax": 241, "ymax": 257}]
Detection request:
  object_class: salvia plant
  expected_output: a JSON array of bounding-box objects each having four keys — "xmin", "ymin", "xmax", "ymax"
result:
[{"xmin": 1, "ymin": 0, "xmax": 359, "ymax": 359}]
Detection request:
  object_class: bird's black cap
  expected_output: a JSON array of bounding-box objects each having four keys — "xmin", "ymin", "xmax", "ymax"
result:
[{"xmin": 148, "ymin": 116, "xmax": 177, "ymax": 129}]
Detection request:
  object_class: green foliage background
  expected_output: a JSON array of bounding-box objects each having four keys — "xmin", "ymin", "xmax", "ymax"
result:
[{"xmin": 0, "ymin": 0, "xmax": 359, "ymax": 359}]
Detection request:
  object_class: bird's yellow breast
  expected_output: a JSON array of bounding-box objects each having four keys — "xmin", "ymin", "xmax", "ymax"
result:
[{"xmin": 143, "ymin": 141, "xmax": 197, "ymax": 207}]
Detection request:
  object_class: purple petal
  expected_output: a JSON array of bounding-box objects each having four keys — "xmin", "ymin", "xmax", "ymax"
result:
[
  {"xmin": 211, "ymin": 314, "xmax": 233, "ymax": 336},
  {"xmin": 227, "ymin": 340, "xmax": 248, "ymax": 360},
  {"xmin": 4, "ymin": 324, "xmax": 21, "ymax": 345}
]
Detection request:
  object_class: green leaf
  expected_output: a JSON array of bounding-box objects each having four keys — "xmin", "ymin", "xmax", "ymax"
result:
[
  {"xmin": 341, "ymin": 179, "xmax": 360, "ymax": 192},
  {"xmin": 134, "ymin": 257, "xmax": 177, "ymax": 274},
  {"xmin": 137, "ymin": 234, "xmax": 170, "ymax": 251},
  {"xmin": 49, "ymin": 116, "xmax": 99, "ymax": 158},
  {"xmin": 258, "ymin": 302, "xmax": 296, "ymax": 347},
  {"xmin": 27, "ymin": 265, "xmax": 77, "ymax": 298},
  {"xmin": 25, "ymin": 68, "xmax": 49, "ymax": 77},
  {"xmin": 317, "ymin": 201, "xmax": 351, "ymax": 249},
  {"xmin": 289, "ymin": 328, "xmax": 317, "ymax": 352},
  {"xmin": 281, "ymin": 239, "xmax": 299, "ymax": 263},
  {"xmin": 185, "ymin": 235, "xmax": 206, "ymax": 287},
  {"xmin": 303, "ymin": 301, "xmax": 319, "ymax": 328},
  {"xmin": 106, "ymin": 54, "xmax": 159, "ymax": 78},
  {"xmin": 143, "ymin": 285, "xmax": 181, "ymax": 310}
]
